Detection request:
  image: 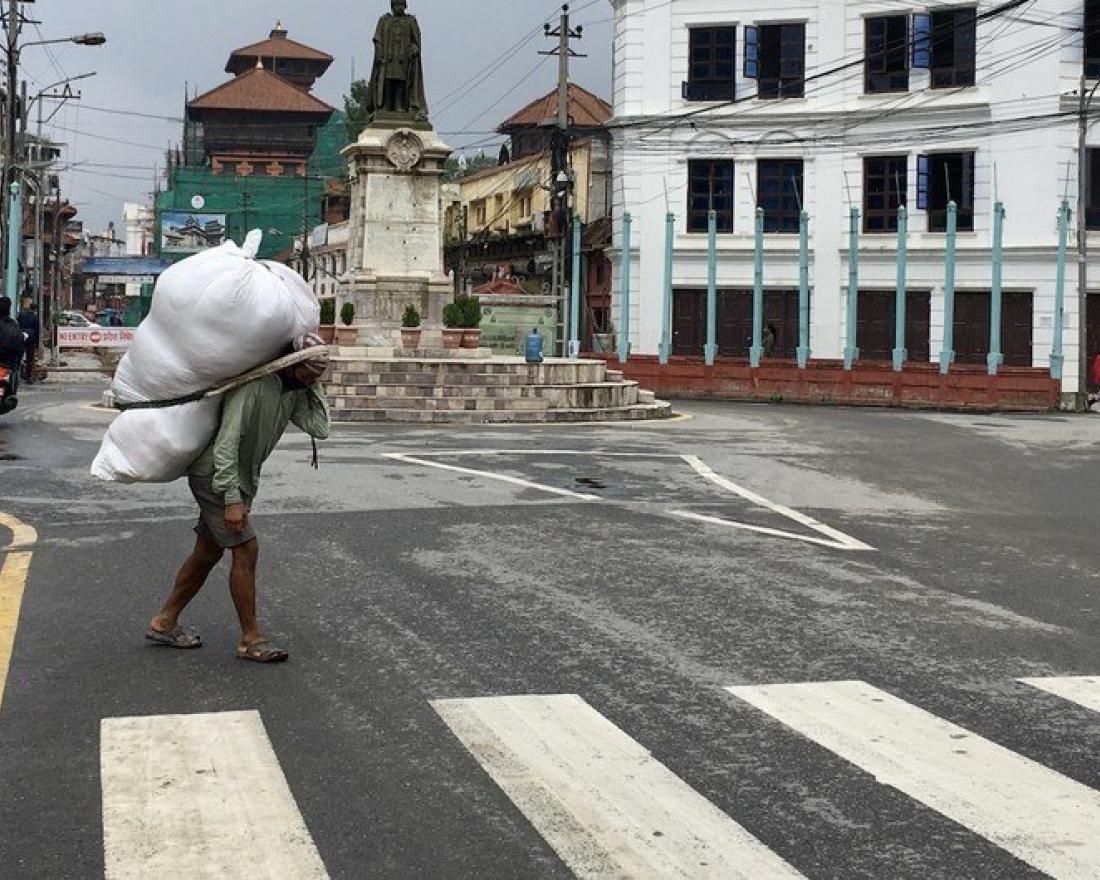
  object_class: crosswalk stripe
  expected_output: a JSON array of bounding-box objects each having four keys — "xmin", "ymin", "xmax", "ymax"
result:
[
  {"xmin": 432, "ymin": 693, "xmax": 803, "ymax": 879},
  {"xmin": 100, "ymin": 710, "xmax": 328, "ymax": 879},
  {"xmin": 1019, "ymin": 676, "xmax": 1100, "ymax": 714},
  {"xmin": 727, "ymin": 680, "xmax": 1100, "ymax": 878}
]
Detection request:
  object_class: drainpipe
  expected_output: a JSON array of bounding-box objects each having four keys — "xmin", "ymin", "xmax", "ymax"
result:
[
  {"xmin": 797, "ymin": 210, "xmax": 810, "ymax": 368},
  {"xmin": 939, "ymin": 201, "xmax": 958, "ymax": 375},
  {"xmin": 1051, "ymin": 199, "xmax": 1070, "ymax": 380},
  {"xmin": 658, "ymin": 211, "xmax": 674, "ymax": 365},
  {"xmin": 750, "ymin": 207, "xmax": 764, "ymax": 367},
  {"xmin": 569, "ymin": 215, "xmax": 581, "ymax": 358},
  {"xmin": 892, "ymin": 205, "xmax": 908, "ymax": 371},
  {"xmin": 617, "ymin": 212, "xmax": 631, "ymax": 363},
  {"xmin": 843, "ymin": 206, "xmax": 860, "ymax": 370},
  {"xmin": 987, "ymin": 201, "xmax": 1005, "ymax": 374},
  {"xmin": 704, "ymin": 209, "xmax": 717, "ymax": 366}
]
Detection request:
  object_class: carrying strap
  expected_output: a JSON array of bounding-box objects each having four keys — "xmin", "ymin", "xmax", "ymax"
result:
[{"xmin": 113, "ymin": 347, "xmax": 331, "ymax": 412}]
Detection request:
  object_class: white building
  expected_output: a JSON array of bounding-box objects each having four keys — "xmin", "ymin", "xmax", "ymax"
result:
[
  {"xmin": 123, "ymin": 203, "xmax": 155, "ymax": 300},
  {"xmin": 609, "ymin": 0, "xmax": 1099, "ymax": 398}
]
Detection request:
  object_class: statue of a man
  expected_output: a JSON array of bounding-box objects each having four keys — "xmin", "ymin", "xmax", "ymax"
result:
[{"xmin": 367, "ymin": 0, "xmax": 429, "ymax": 124}]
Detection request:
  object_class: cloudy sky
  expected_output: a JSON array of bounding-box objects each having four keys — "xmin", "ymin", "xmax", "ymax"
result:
[{"xmin": 28, "ymin": 0, "xmax": 613, "ymax": 232}]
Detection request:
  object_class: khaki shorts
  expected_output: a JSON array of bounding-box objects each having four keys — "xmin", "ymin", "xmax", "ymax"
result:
[{"xmin": 188, "ymin": 475, "xmax": 255, "ymax": 549}]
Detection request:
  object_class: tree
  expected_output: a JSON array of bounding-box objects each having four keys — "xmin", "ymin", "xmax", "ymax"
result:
[
  {"xmin": 345, "ymin": 80, "xmax": 370, "ymax": 142},
  {"xmin": 443, "ymin": 150, "xmax": 499, "ymax": 182}
]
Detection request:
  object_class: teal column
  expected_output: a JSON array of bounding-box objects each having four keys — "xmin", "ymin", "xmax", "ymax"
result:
[
  {"xmin": 618, "ymin": 212, "xmax": 632, "ymax": 363},
  {"xmin": 797, "ymin": 210, "xmax": 811, "ymax": 368},
  {"xmin": 750, "ymin": 207, "xmax": 764, "ymax": 367},
  {"xmin": 6, "ymin": 182, "xmax": 20, "ymax": 301},
  {"xmin": 987, "ymin": 201, "xmax": 1005, "ymax": 374},
  {"xmin": 1051, "ymin": 200, "xmax": 1070, "ymax": 380},
  {"xmin": 570, "ymin": 216, "xmax": 582, "ymax": 358},
  {"xmin": 892, "ymin": 205, "xmax": 908, "ymax": 371},
  {"xmin": 704, "ymin": 209, "xmax": 718, "ymax": 365},
  {"xmin": 843, "ymin": 206, "xmax": 860, "ymax": 370},
  {"xmin": 939, "ymin": 201, "xmax": 958, "ymax": 374},
  {"xmin": 658, "ymin": 212, "xmax": 674, "ymax": 365}
]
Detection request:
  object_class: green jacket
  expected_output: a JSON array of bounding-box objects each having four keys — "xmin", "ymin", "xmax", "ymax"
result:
[{"xmin": 189, "ymin": 374, "xmax": 330, "ymax": 505}]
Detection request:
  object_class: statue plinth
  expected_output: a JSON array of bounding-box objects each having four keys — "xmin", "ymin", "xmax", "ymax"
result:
[{"xmin": 342, "ymin": 125, "xmax": 452, "ymax": 347}]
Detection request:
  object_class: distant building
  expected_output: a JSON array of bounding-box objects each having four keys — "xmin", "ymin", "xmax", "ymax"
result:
[
  {"xmin": 157, "ymin": 21, "xmax": 346, "ymax": 264},
  {"xmin": 444, "ymin": 83, "xmax": 614, "ymax": 349}
]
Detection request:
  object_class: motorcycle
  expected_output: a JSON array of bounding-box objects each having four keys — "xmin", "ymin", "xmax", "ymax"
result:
[{"xmin": 0, "ymin": 331, "xmax": 25, "ymax": 416}]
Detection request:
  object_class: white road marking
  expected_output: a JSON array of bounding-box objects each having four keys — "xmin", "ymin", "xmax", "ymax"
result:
[
  {"xmin": 100, "ymin": 710, "xmax": 328, "ymax": 880},
  {"xmin": 1020, "ymin": 676, "xmax": 1100, "ymax": 714},
  {"xmin": 387, "ymin": 449, "xmax": 871, "ymax": 551},
  {"xmin": 382, "ymin": 452, "xmax": 600, "ymax": 500},
  {"xmin": 681, "ymin": 456, "xmax": 873, "ymax": 551},
  {"xmin": 727, "ymin": 680, "xmax": 1100, "ymax": 878},
  {"xmin": 432, "ymin": 693, "xmax": 803, "ymax": 879},
  {"xmin": 670, "ymin": 510, "xmax": 859, "ymax": 551}
]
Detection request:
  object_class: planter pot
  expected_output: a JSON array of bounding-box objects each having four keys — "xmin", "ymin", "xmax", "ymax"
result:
[
  {"xmin": 318, "ymin": 325, "xmax": 336, "ymax": 345},
  {"xmin": 461, "ymin": 328, "xmax": 483, "ymax": 349},
  {"xmin": 400, "ymin": 327, "xmax": 423, "ymax": 350},
  {"xmin": 442, "ymin": 328, "xmax": 464, "ymax": 349},
  {"xmin": 593, "ymin": 333, "xmax": 614, "ymax": 354},
  {"xmin": 336, "ymin": 326, "xmax": 358, "ymax": 346}
]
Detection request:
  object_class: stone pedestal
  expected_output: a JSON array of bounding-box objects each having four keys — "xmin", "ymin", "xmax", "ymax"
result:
[{"xmin": 342, "ymin": 125, "xmax": 453, "ymax": 347}]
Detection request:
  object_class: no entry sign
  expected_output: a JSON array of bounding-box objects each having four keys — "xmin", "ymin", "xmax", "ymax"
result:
[{"xmin": 58, "ymin": 327, "xmax": 135, "ymax": 349}]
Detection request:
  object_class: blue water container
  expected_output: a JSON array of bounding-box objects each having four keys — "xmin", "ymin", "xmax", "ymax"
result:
[{"xmin": 525, "ymin": 328, "xmax": 544, "ymax": 364}]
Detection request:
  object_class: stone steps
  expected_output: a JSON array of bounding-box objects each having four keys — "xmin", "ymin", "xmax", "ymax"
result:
[
  {"xmin": 330, "ymin": 401, "xmax": 673, "ymax": 424},
  {"xmin": 324, "ymin": 351, "xmax": 671, "ymax": 425}
]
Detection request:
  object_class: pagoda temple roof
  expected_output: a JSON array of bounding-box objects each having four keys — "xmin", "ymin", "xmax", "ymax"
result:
[
  {"xmin": 189, "ymin": 66, "xmax": 334, "ymax": 115},
  {"xmin": 226, "ymin": 22, "xmax": 333, "ymax": 76}
]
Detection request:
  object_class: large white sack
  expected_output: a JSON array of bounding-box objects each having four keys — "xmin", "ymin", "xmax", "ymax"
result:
[{"xmin": 91, "ymin": 231, "xmax": 319, "ymax": 483}]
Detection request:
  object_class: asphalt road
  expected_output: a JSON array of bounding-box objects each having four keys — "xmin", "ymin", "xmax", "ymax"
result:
[{"xmin": 1, "ymin": 382, "xmax": 1099, "ymax": 879}]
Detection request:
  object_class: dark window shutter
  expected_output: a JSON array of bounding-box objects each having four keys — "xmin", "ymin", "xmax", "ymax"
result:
[
  {"xmin": 744, "ymin": 26, "xmax": 759, "ymax": 79},
  {"xmin": 916, "ymin": 155, "xmax": 930, "ymax": 209},
  {"xmin": 911, "ymin": 13, "xmax": 931, "ymax": 69}
]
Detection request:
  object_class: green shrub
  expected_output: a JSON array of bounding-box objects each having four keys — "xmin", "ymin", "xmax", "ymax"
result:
[
  {"xmin": 340, "ymin": 302, "xmax": 355, "ymax": 326},
  {"xmin": 319, "ymin": 298, "xmax": 336, "ymax": 325},
  {"xmin": 442, "ymin": 302, "xmax": 462, "ymax": 328},
  {"xmin": 459, "ymin": 296, "xmax": 482, "ymax": 329},
  {"xmin": 401, "ymin": 304, "xmax": 421, "ymax": 328}
]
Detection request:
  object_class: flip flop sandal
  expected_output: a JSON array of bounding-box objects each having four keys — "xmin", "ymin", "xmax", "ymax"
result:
[
  {"xmin": 236, "ymin": 640, "xmax": 288, "ymax": 664},
  {"xmin": 145, "ymin": 625, "xmax": 202, "ymax": 649}
]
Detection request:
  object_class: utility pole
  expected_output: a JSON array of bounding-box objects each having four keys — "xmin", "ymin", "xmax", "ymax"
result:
[
  {"xmin": 541, "ymin": 4, "xmax": 584, "ymax": 355},
  {"xmin": 3, "ymin": 0, "xmax": 20, "ymax": 288}
]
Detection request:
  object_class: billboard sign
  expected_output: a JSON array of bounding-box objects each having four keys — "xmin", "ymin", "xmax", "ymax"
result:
[
  {"xmin": 161, "ymin": 212, "xmax": 227, "ymax": 254},
  {"xmin": 58, "ymin": 327, "xmax": 135, "ymax": 349}
]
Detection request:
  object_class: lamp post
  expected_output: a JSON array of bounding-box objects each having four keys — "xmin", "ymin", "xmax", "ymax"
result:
[{"xmin": 1, "ymin": 6, "xmax": 105, "ymax": 290}]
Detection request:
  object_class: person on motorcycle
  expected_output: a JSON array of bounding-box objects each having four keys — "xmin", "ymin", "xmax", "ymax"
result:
[
  {"xmin": 17, "ymin": 297, "xmax": 38, "ymax": 383},
  {"xmin": 0, "ymin": 296, "xmax": 25, "ymax": 397}
]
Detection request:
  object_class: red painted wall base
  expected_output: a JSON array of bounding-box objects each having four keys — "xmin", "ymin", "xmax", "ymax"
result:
[{"xmin": 594, "ymin": 356, "xmax": 1061, "ymax": 412}]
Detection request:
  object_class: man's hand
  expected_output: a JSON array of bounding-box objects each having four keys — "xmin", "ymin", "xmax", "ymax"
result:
[{"xmin": 224, "ymin": 503, "xmax": 248, "ymax": 534}]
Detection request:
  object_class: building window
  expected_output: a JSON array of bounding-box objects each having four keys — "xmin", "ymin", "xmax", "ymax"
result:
[
  {"xmin": 757, "ymin": 159, "xmax": 803, "ymax": 233},
  {"xmin": 745, "ymin": 23, "xmax": 805, "ymax": 99},
  {"xmin": 687, "ymin": 159, "xmax": 734, "ymax": 233},
  {"xmin": 1088, "ymin": 149, "xmax": 1100, "ymax": 230},
  {"xmin": 865, "ymin": 15, "xmax": 909, "ymax": 93},
  {"xmin": 918, "ymin": 152, "xmax": 975, "ymax": 232},
  {"xmin": 863, "ymin": 155, "xmax": 907, "ymax": 233},
  {"xmin": 929, "ymin": 8, "xmax": 976, "ymax": 88},
  {"xmin": 1088, "ymin": 0, "xmax": 1100, "ymax": 78},
  {"xmin": 684, "ymin": 26, "xmax": 736, "ymax": 101},
  {"xmin": 472, "ymin": 199, "xmax": 487, "ymax": 228}
]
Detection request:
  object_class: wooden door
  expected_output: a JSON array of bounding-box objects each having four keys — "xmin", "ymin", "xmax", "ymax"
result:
[
  {"xmin": 672, "ymin": 289, "xmax": 705, "ymax": 355},
  {"xmin": 952, "ymin": 291, "xmax": 1032, "ymax": 366},
  {"xmin": 857, "ymin": 291, "xmax": 932, "ymax": 362},
  {"xmin": 1089, "ymin": 293, "xmax": 1100, "ymax": 389},
  {"xmin": 1001, "ymin": 292, "xmax": 1033, "ymax": 367}
]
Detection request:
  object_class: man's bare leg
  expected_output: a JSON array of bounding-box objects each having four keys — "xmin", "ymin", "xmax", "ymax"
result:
[
  {"xmin": 228, "ymin": 538, "xmax": 262, "ymax": 646},
  {"xmin": 150, "ymin": 533, "xmax": 224, "ymax": 634}
]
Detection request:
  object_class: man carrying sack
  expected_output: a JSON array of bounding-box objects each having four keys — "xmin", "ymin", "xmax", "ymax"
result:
[{"xmin": 146, "ymin": 333, "xmax": 331, "ymax": 663}]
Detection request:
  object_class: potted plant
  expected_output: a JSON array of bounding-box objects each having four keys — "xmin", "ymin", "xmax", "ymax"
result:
[
  {"xmin": 318, "ymin": 298, "xmax": 336, "ymax": 344},
  {"xmin": 336, "ymin": 302, "xmax": 357, "ymax": 346},
  {"xmin": 441, "ymin": 302, "xmax": 464, "ymax": 349},
  {"xmin": 400, "ymin": 304, "xmax": 422, "ymax": 349},
  {"xmin": 459, "ymin": 296, "xmax": 482, "ymax": 349}
]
